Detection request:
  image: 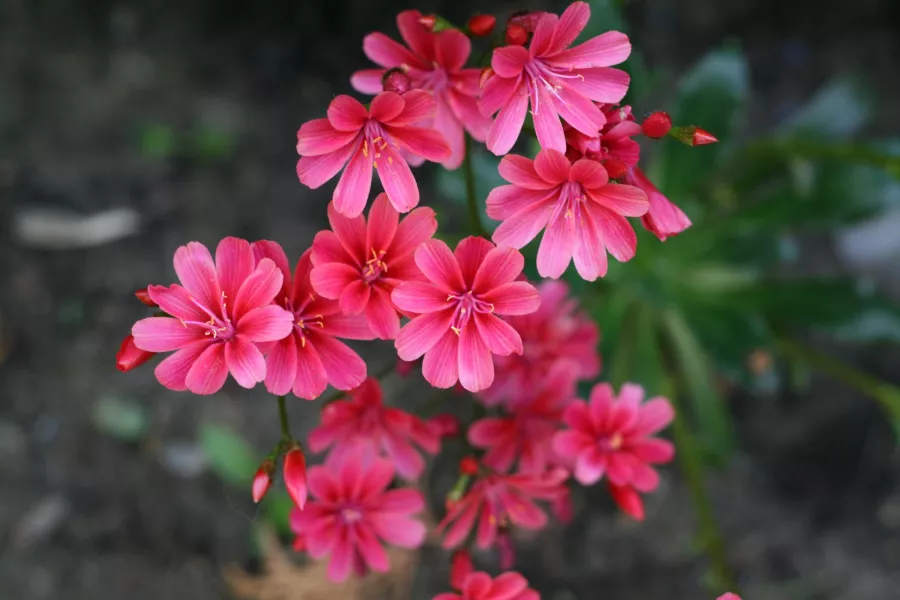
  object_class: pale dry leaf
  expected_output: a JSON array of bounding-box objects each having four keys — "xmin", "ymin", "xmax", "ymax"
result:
[{"xmin": 14, "ymin": 207, "xmax": 140, "ymax": 249}]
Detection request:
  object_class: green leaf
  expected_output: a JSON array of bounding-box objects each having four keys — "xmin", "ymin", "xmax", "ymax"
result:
[
  {"xmin": 198, "ymin": 423, "xmax": 258, "ymax": 486},
  {"xmin": 661, "ymin": 309, "xmax": 734, "ymax": 462},
  {"xmin": 653, "ymin": 47, "xmax": 749, "ymax": 196},
  {"xmin": 91, "ymin": 396, "xmax": 149, "ymax": 442},
  {"xmin": 138, "ymin": 123, "xmax": 177, "ymax": 159},
  {"xmin": 262, "ymin": 492, "xmax": 295, "ymax": 536},
  {"xmin": 783, "ymin": 76, "xmax": 872, "ymax": 139}
]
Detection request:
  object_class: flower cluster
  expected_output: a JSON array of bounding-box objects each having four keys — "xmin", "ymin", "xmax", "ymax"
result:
[{"xmin": 117, "ymin": 0, "xmax": 721, "ymax": 594}]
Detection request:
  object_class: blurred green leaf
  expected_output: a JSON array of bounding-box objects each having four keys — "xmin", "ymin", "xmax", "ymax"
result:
[
  {"xmin": 262, "ymin": 492, "xmax": 295, "ymax": 536},
  {"xmin": 199, "ymin": 423, "xmax": 258, "ymax": 486},
  {"xmin": 138, "ymin": 123, "xmax": 177, "ymax": 159},
  {"xmin": 661, "ymin": 309, "xmax": 734, "ymax": 461},
  {"xmin": 653, "ymin": 47, "xmax": 749, "ymax": 196},
  {"xmin": 191, "ymin": 126, "xmax": 235, "ymax": 160},
  {"xmin": 783, "ymin": 76, "xmax": 872, "ymax": 138},
  {"xmin": 91, "ymin": 396, "xmax": 148, "ymax": 442}
]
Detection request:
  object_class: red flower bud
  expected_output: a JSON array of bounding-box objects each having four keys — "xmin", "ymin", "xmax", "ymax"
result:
[
  {"xmin": 467, "ymin": 14, "xmax": 496, "ymax": 37},
  {"xmin": 479, "ymin": 67, "xmax": 494, "ymax": 90},
  {"xmin": 669, "ymin": 125, "xmax": 719, "ymax": 147},
  {"xmin": 691, "ymin": 127, "xmax": 718, "ymax": 146},
  {"xmin": 427, "ymin": 413, "xmax": 460, "ymax": 438},
  {"xmin": 382, "ymin": 68, "xmax": 412, "ymax": 94},
  {"xmin": 459, "ymin": 455, "xmax": 479, "ymax": 476},
  {"xmin": 116, "ymin": 334, "xmax": 155, "ymax": 372},
  {"xmin": 608, "ymin": 482, "xmax": 644, "ymax": 521},
  {"xmin": 450, "ymin": 549, "xmax": 474, "ymax": 591},
  {"xmin": 252, "ymin": 460, "xmax": 274, "ymax": 503},
  {"xmin": 419, "ymin": 14, "xmax": 437, "ymax": 31},
  {"xmin": 504, "ymin": 23, "xmax": 528, "ymax": 46},
  {"xmin": 604, "ymin": 158, "xmax": 628, "ymax": 180},
  {"xmin": 134, "ymin": 288, "xmax": 157, "ymax": 307},
  {"xmin": 641, "ymin": 111, "xmax": 672, "ymax": 139},
  {"xmin": 283, "ymin": 446, "xmax": 308, "ymax": 510}
]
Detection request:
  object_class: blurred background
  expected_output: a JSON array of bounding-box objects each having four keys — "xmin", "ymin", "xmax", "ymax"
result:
[{"xmin": 2, "ymin": 0, "xmax": 900, "ymax": 598}]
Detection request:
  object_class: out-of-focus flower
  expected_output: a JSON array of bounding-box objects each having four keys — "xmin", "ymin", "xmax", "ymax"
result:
[
  {"xmin": 553, "ymin": 382, "xmax": 675, "ymax": 489},
  {"xmin": 393, "ymin": 237, "xmax": 540, "ymax": 392},
  {"xmin": 450, "ymin": 549, "xmax": 474, "ymax": 590},
  {"xmin": 624, "ymin": 166, "xmax": 692, "ymax": 241},
  {"xmin": 296, "ymin": 91, "xmax": 450, "ymax": 217},
  {"xmin": 131, "ymin": 238, "xmax": 294, "ymax": 394},
  {"xmin": 434, "ymin": 571, "xmax": 539, "ymax": 600},
  {"xmin": 116, "ymin": 333, "xmax": 156, "ymax": 372},
  {"xmin": 250, "ymin": 243, "xmax": 375, "ymax": 399},
  {"xmin": 351, "ymin": 10, "xmax": 491, "ymax": 168},
  {"xmin": 504, "ymin": 23, "xmax": 529, "ymax": 46},
  {"xmin": 290, "ymin": 454, "xmax": 426, "ymax": 582},
  {"xmin": 482, "ymin": 280, "xmax": 599, "ymax": 407},
  {"xmin": 283, "ymin": 446, "xmax": 308, "ymax": 509},
  {"xmin": 488, "ymin": 149, "xmax": 648, "ymax": 281},
  {"xmin": 310, "ymin": 193, "xmax": 437, "ymax": 339},
  {"xmin": 428, "ymin": 413, "xmax": 461, "ymax": 438},
  {"xmin": 480, "ymin": 2, "xmax": 631, "ymax": 155},
  {"xmin": 308, "ymin": 378, "xmax": 439, "ymax": 480},
  {"xmin": 467, "ymin": 14, "xmax": 496, "ymax": 37}
]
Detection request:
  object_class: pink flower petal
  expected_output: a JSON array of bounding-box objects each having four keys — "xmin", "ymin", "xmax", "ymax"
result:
[
  {"xmin": 631, "ymin": 463, "xmax": 660, "ymax": 493},
  {"xmin": 173, "ymin": 242, "xmax": 221, "ymax": 312},
  {"xmin": 146, "ymin": 284, "xmax": 205, "ymax": 322},
  {"xmin": 264, "ymin": 335, "xmax": 298, "ymax": 396},
  {"xmin": 154, "ymin": 340, "xmax": 209, "ymax": 391},
  {"xmin": 468, "ymin": 417, "xmax": 509, "ymax": 446},
  {"xmin": 185, "ymin": 343, "xmax": 228, "ymax": 395},
  {"xmin": 232, "ymin": 258, "xmax": 284, "ymax": 321},
  {"xmin": 250, "ymin": 240, "xmax": 292, "ymax": 298},
  {"xmin": 473, "ymin": 313, "xmax": 523, "ymax": 356},
  {"xmin": 370, "ymin": 91, "xmax": 405, "ymax": 123},
  {"xmin": 312, "ymin": 333, "xmax": 367, "ymax": 391},
  {"xmin": 606, "ymin": 453, "xmax": 634, "ymax": 485},
  {"xmin": 296, "ymin": 118, "xmax": 360, "ymax": 155},
  {"xmin": 533, "ymin": 149, "xmax": 571, "ymax": 184},
  {"xmin": 382, "ymin": 432, "xmax": 424, "ymax": 480},
  {"xmin": 458, "ymin": 325, "xmax": 494, "ymax": 392},
  {"xmin": 338, "ymin": 279, "xmax": 371, "ymax": 315},
  {"xmin": 389, "ymin": 206, "xmax": 437, "ymax": 260},
  {"xmin": 356, "ymin": 525, "xmax": 390, "ymax": 573},
  {"xmin": 215, "ymin": 237, "xmax": 255, "ymax": 304},
  {"xmin": 362, "ymin": 32, "xmax": 419, "ymax": 69},
  {"xmin": 490, "ymin": 572, "xmax": 530, "ymax": 600},
  {"xmin": 386, "ymin": 90, "xmax": 436, "ymax": 127},
  {"xmin": 498, "ymin": 154, "xmax": 554, "ymax": 190},
  {"xmin": 350, "ymin": 68, "xmax": 384, "ymax": 94},
  {"xmin": 414, "ymin": 239, "xmax": 465, "ymax": 293},
  {"xmin": 472, "ymin": 246, "xmax": 524, "ymax": 292},
  {"xmin": 375, "ymin": 143, "xmax": 419, "ymax": 213},
  {"xmin": 377, "ymin": 489, "xmax": 425, "ymax": 515},
  {"xmin": 633, "ymin": 398, "xmax": 675, "ymax": 435},
  {"xmin": 310, "ymin": 263, "xmax": 358, "ymax": 299},
  {"xmin": 435, "ymin": 29, "xmax": 470, "ymax": 71},
  {"xmin": 365, "ymin": 287, "xmax": 400, "ymax": 340},
  {"xmin": 322, "ymin": 313, "xmax": 375, "ymax": 340},
  {"xmin": 632, "ymin": 438, "xmax": 675, "ymax": 463},
  {"xmin": 589, "ymin": 183, "xmax": 649, "ymax": 217},
  {"xmin": 548, "ymin": 1, "xmax": 591, "ymax": 53},
  {"xmin": 454, "ymin": 236, "xmax": 495, "ymax": 287},
  {"xmin": 475, "ymin": 503, "xmax": 497, "ymax": 548},
  {"xmin": 536, "ymin": 214, "xmax": 575, "ymax": 278},
  {"xmin": 480, "ymin": 282, "xmax": 540, "ymax": 315},
  {"xmin": 563, "ymin": 400, "xmax": 593, "ymax": 431},
  {"xmin": 332, "ymin": 145, "xmax": 374, "ymax": 218},
  {"xmin": 396, "ymin": 308, "xmax": 454, "ymax": 361},
  {"xmin": 326, "ymin": 202, "xmax": 367, "ymax": 260},
  {"xmin": 532, "ymin": 86, "xmax": 566, "ymax": 153},
  {"xmin": 449, "ymin": 87, "xmax": 491, "ymax": 141},
  {"xmin": 492, "ymin": 46, "xmax": 529, "ymax": 78},
  {"xmin": 487, "ymin": 187, "xmax": 554, "ymax": 232},
  {"xmin": 440, "ymin": 499, "xmax": 480, "ymax": 549},
  {"xmin": 327, "ymin": 529, "xmax": 353, "ymax": 582},
  {"xmin": 570, "ymin": 67, "xmax": 631, "ymax": 103},
  {"xmin": 570, "ymin": 158, "xmax": 609, "ymax": 189},
  {"xmin": 552, "ymin": 86, "xmax": 607, "ymax": 136},
  {"xmin": 546, "ymin": 31, "xmax": 631, "ymax": 68},
  {"xmin": 365, "ymin": 193, "xmax": 399, "ymax": 254},
  {"xmin": 225, "ymin": 336, "xmax": 266, "ymax": 388},
  {"xmin": 590, "ymin": 204, "xmax": 637, "ymax": 262},
  {"xmin": 529, "ymin": 13, "xmax": 558, "ymax": 57},
  {"xmin": 371, "ymin": 514, "xmax": 426, "ymax": 548},
  {"xmin": 236, "ymin": 305, "xmax": 293, "ymax": 343},
  {"xmin": 293, "ymin": 339, "xmax": 329, "ymax": 400},
  {"xmin": 310, "ymin": 230, "xmax": 351, "ymax": 268},
  {"xmin": 422, "ymin": 330, "xmax": 460, "ymax": 388},
  {"xmin": 327, "ymin": 95, "xmax": 368, "ymax": 132},
  {"xmin": 392, "ymin": 281, "xmax": 451, "ymax": 313},
  {"xmin": 553, "ymin": 430, "xmax": 591, "ymax": 460},
  {"xmin": 433, "ymin": 95, "xmax": 465, "ymax": 169},
  {"xmin": 396, "ymin": 10, "xmax": 434, "ymax": 59},
  {"xmin": 479, "ymin": 73, "xmax": 520, "ymax": 117},
  {"xmin": 388, "ymin": 124, "xmax": 451, "ymax": 163},
  {"xmin": 574, "ymin": 447, "xmax": 607, "ymax": 485},
  {"xmin": 486, "ymin": 90, "xmax": 529, "ymax": 156},
  {"xmin": 132, "ymin": 317, "xmax": 204, "ymax": 352},
  {"xmin": 295, "ymin": 139, "xmax": 359, "ymax": 190},
  {"xmin": 572, "ymin": 205, "xmax": 609, "ymax": 281}
]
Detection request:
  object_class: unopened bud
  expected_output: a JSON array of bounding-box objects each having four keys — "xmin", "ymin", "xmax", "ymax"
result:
[
  {"xmin": 459, "ymin": 455, "xmax": 479, "ymax": 476},
  {"xmin": 604, "ymin": 158, "xmax": 628, "ymax": 180},
  {"xmin": 641, "ymin": 111, "xmax": 672, "ymax": 139},
  {"xmin": 691, "ymin": 127, "xmax": 718, "ymax": 146},
  {"xmin": 450, "ymin": 549, "xmax": 474, "ymax": 591},
  {"xmin": 283, "ymin": 446, "xmax": 308, "ymax": 510},
  {"xmin": 504, "ymin": 23, "xmax": 528, "ymax": 46},
  {"xmin": 467, "ymin": 14, "xmax": 496, "ymax": 37},
  {"xmin": 134, "ymin": 288, "xmax": 157, "ymax": 307},
  {"xmin": 418, "ymin": 14, "xmax": 437, "ymax": 30},
  {"xmin": 382, "ymin": 68, "xmax": 412, "ymax": 94},
  {"xmin": 669, "ymin": 125, "xmax": 718, "ymax": 147},
  {"xmin": 252, "ymin": 460, "xmax": 275, "ymax": 503},
  {"xmin": 116, "ymin": 334, "xmax": 155, "ymax": 372},
  {"xmin": 608, "ymin": 482, "xmax": 645, "ymax": 521}
]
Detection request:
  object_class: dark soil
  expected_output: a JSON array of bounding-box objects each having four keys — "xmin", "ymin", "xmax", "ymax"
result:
[{"xmin": 2, "ymin": 1, "xmax": 900, "ymax": 599}]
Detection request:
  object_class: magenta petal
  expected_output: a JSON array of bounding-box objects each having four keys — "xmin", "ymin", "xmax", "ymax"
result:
[
  {"xmin": 232, "ymin": 258, "xmax": 284, "ymax": 321},
  {"xmin": 365, "ymin": 288, "xmax": 400, "ymax": 340},
  {"xmin": 591, "ymin": 204, "xmax": 638, "ymax": 262},
  {"xmin": 215, "ymin": 237, "xmax": 255, "ymax": 304},
  {"xmin": 355, "ymin": 525, "xmax": 390, "ymax": 573},
  {"xmin": 414, "ymin": 239, "xmax": 465, "ymax": 293},
  {"xmin": 185, "ymin": 343, "xmax": 228, "ymax": 395},
  {"xmin": 632, "ymin": 438, "xmax": 675, "ymax": 463},
  {"xmin": 491, "ymin": 198, "xmax": 554, "ymax": 249},
  {"xmin": 492, "ymin": 45, "xmax": 529, "ymax": 78},
  {"xmin": 310, "ymin": 230, "xmax": 350, "ymax": 267},
  {"xmin": 296, "ymin": 138, "xmax": 359, "ymax": 189},
  {"xmin": 173, "ymin": 242, "xmax": 221, "ymax": 311},
  {"xmin": 481, "ymin": 282, "xmax": 540, "ymax": 315},
  {"xmin": 552, "ymin": 87, "xmax": 607, "ymax": 136},
  {"xmin": 296, "ymin": 119, "xmax": 360, "ymax": 155},
  {"xmin": 293, "ymin": 339, "xmax": 328, "ymax": 400},
  {"xmin": 472, "ymin": 247, "xmax": 525, "ymax": 292},
  {"xmin": 533, "ymin": 149, "xmax": 571, "ymax": 184},
  {"xmin": 553, "ymin": 430, "xmax": 591, "ymax": 461},
  {"xmin": 490, "ymin": 572, "xmax": 529, "ymax": 600},
  {"xmin": 572, "ymin": 205, "xmax": 609, "ymax": 281},
  {"xmin": 370, "ymin": 92, "xmax": 406, "ymax": 122},
  {"xmin": 132, "ymin": 317, "xmax": 204, "ymax": 352},
  {"xmin": 371, "ymin": 514, "xmax": 426, "ymax": 548},
  {"xmin": 486, "ymin": 90, "xmax": 529, "ymax": 156},
  {"xmin": 388, "ymin": 125, "xmax": 451, "ymax": 163},
  {"xmin": 396, "ymin": 10, "xmax": 434, "ymax": 60},
  {"xmin": 236, "ymin": 305, "xmax": 294, "ymax": 343},
  {"xmin": 327, "ymin": 95, "xmax": 369, "ymax": 132},
  {"xmin": 391, "ymin": 281, "xmax": 450, "ymax": 313},
  {"xmin": 549, "ymin": 1, "xmax": 591, "ymax": 52},
  {"xmin": 378, "ymin": 489, "xmax": 425, "ymax": 515},
  {"xmin": 421, "ymin": 330, "xmax": 460, "ymax": 389},
  {"xmin": 498, "ymin": 154, "xmax": 553, "ymax": 190},
  {"xmin": 396, "ymin": 309, "xmax": 454, "ymax": 361},
  {"xmin": 487, "ymin": 184, "xmax": 553, "ymax": 220},
  {"xmin": 251, "ymin": 241, "xmax": 292, "ymax": 298},
  {"xmin": 547, "ymin": 31, "xmax": 632, "ymax": 69},
  {"xmin": 338, "ymin": 280, "xmax": 371, "ymax": 315},
  {"xmin": 313, "ymin": 334, "xmax": 367, "ymax": 391},
  {"xmin": 574, "ymin": 448, "xmax": 606, "ymax": 485},
  {"xmin": 479, "ymin": 73, "xmax": 519, "ymax": 117},
  {"xmin": 389, "ymin": 206, "xmax": 437, "ymax": 259},
  {"xmin": 350, "ymin": 68, "xmax": 384, "ymax": 94},
  {"xmin": 536, "ymin": 215, "xmax": 575, "ymax": 278},
  {"xmin": 322, "ymin": 313, "xmax": 376, "ymax": 340},
  {"xmin": 590, "ymin": 183, "xmax": 649, "ymax": 217},
  {"xmin": 326, "ymin": 530, "xmax": 353, "ymax": 583},
  {"xmin": 633, "ymin": 398, "xmax": 676, "ymax": 435},
  {"xmin": 333, "ymin": 145, "xmax": 374, "ymax": 218},
  {"xmin": 310, "ymin": 263, "xmax": 358, "ymax": 299},
  {"xmin": 154, "ymin": 340, "xmax": 209, "ymax": 391},
  {"xmin": 363, "ymin": 32, "xmax": 418, "ymax": 69},
  {"xmin": 375, "ymin": 144, "xmax": 419, "ymax": 213},
  {"xmin": 529, "ymin": 12, "xmax": 558, "ymax": 57},
  {"xmin": 457, "ymin": 325, "xmax": 494, "ymax": 392},
  {"xmin": 435, "ymin": 29, "xmax": 470, "ymax": 70},
  {"xmin": 570, "ymin": 159, "xmax": 609, "ymax": 189},
  {"xmin": 454, "ymin": 236, "xmax": 495, "ymax": 287},
  {"xmin": 264, "ymin": 335, "xmax": 298, "ymax": 396},
  {"xmin": 532, "ymin": 86, "xmax": 566, "ymax": 153},
  {"xmin": 386, "ymin": 90, "xmax": 436, "ymax": 127},
  {"xmin": 572, "ymin": 67, "xmax": 632, "ymax": 103},
  {"xmin": 365, "ymin": 193, "xmax": 399, "ymax": 254},
  {"xmin": 146, "ymin": 284, "xmax": 205, "ymax": 322},
  {"xmin": 474, "ymin": 313, "xmax": 522, "ymax": 356},
  {"xmin": 225, "ymin": 336, "xmax": 266, "ymax": 388}
]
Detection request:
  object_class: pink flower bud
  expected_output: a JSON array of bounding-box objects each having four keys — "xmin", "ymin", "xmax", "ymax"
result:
[
  {"xmin": 427, "ymin": 413, "xmax": 460, "ymax": 438},
  {"xmin": 283, "ymin": 447, "xmax": 308, "ymax": 510},
  {"xmin": 467, "ymin": 14, "xmax": 496, "ymax": 37},
  {"xmin": 641, "ymin": 111, "xmax": 672, "ymax": 139},
  {"xmin": 450, "ymin": 549, "xmax": 474, "ymax": 591},
  {"xmin": 608, "ymin": 482, "xmax": 644, "ymax": 521},
  {"xmin": 669, "ymin": 125, "xmax": 719, "ymax": 147},
  {"xmin": 382, "ymin": 68, "xmax": 412, "ymax": 94},
  {"xmin": 134, "ymin": 288, "xmax": 157, "ymax": 307},
  {"xmin": 504, "ymin": 23, "xmax": 528, "ymax": 46},
  {"xmin": 691, "ymin": 127, "xmax": 718, "ymax": 146},
  {"xmin": 252, "ymin": 461, "xmax": 274, "ymax": 503},
  {"xmin": 116, "ymin": 334, "xmax": 155, "ymax": 372},
  {"xmin": 459, "ymin": 456, "xmax": 479, "ymax": 476}
]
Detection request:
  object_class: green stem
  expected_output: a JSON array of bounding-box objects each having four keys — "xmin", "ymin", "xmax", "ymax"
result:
[
  {"xmin": 665, "ymin": 378, "xmax": 739, "ymax": 595},
  {"xmin": 276, "ymin": 395, "xmax": 291, "ymax": 442},
  {"xmin": 776, "ymin": 337, "xmax": 900, "ymax": 423},
  {"xmin": 462, "ymin": 135, "xmax": 488, "ymax": 238}
]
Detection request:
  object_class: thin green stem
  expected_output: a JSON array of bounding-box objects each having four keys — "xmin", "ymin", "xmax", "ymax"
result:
[
  {"xmin": 276, "ymin": 395, "xmax": 291, "ymax": 442},
  {"xmin": 462, "ymin": 135, "xmax": 488, "ymax": 238}
]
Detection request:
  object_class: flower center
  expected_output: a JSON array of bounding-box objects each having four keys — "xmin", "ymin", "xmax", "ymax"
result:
[
  {"xmin": 340, "ymin": 506, "xmax": 363, "ymax": 524},
  {"xmin": 419, "ymin": 64, "xmax": 449, "ymax": 91},
  {"xmin": 180, "ymin": 291, "xmax": 236, "ymax": 341},
  {"xmin": 547, "ymin": 181, "xmax": 586, "ymax": 227},
  {"xmin": 448, "ymin": 290, "xmax": 494, "ymax": 336},
  {"xmin": 523, "ymin": 59, "xmax": 585, "ymax": 115},
  {"xmin": 601, "ymin": 432, "xmax": 624, "ymax": 452},
  {"xmin": 285, "ymin": 294, "xmax": 324, "ymax": 348},
  {"xmin": 362, "ymin": 248, "xmax": 388, "ymax": 284},
  {"xmin": 362, "ymin": 121, "xmax": 392, "ymax": 170}
]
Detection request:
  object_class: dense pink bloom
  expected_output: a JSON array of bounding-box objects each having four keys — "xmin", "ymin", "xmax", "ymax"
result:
[
  {"xmin": 434, "ymin": 571, "xmax": 539, "ymax": 600},
  {"xmin": 296, "ymin": 91, "xmax": 450, "ymax": 217},
  {"xmin": 480, "ymin": 2, "xmax": 631, "ymax": 155},
  {"xmin": 482, "ymin": 280, "xmax": 600, "ymax": 407},
  {"xmin": 283, "ymin": 447, "xmax": 308, "ymax": 509},
  {"xmin": 553, "ymin": 382, "xmax": 675, "ymax": 489},
  {"xmin": 132, "ymin": 238, "xmax": 294, "ymax": 395},
  {"xmin": 437, "ymin": 469, "xmax": 566, "ymax": 549},
  {"xmin": 308, "ymin": 378, "xmax": 439, "ymax": 480},
  {"xmin": 624, "ymin": 166, "xmax": 691, "ymax": 241},
  {"xmin": 310, "ymin": 193, "xmax": 437, "ymax": 340},
  {"xmin": 468, "ymin": 361, "xmax": 575, "ymax": 474},
  {"xmin": 250, "ymin": 242, "xmax": 375, "ymax": 399},
  {"xmin": 290, "ymin": 454, "xmax": 426, "ymax": 582},
  {"xmin": 392, "ymin": 237, "xmax": 540, "ymax": 392},
  {"xmin": 564, "ymin": 103, "xmax": 642, "ymax": 173},
  {"xmin": 351, "ymin": 10, "xmax": 491, "ymax": 168},
  {"xmin": 488, "ymin": 149, "xmax": 648, "ymax": 281}
]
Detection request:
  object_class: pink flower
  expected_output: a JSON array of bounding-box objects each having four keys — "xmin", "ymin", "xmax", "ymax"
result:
[
  {"xmin": 132, "ymin": 238, "xmax": 294, "ymax": 395},
  {"xmin": 553, "ymin": 382, "xmax": 675, "ymax": 489},
  {"xmin": 308, "ymin": 378, "xmax": 439, "ymax": 480},
  {"xmin": 351, "ymin": 10, "xmax": 491, "ymax": 169},
  {"xmin": 717, "ymin": 595, "xmax": 742, "ymax": 600},
  {"xmin": 283, "ymin": 446, "xmax": 308, "ymax": 509},
  {"xmin": 437, "ymin": 469, "xmax": 565, "ymax": 549},
  {"xmin": 482, "ymin": 280, "xmax": 600, "ymax": 407},
  {"xmin": 250, "ymin": 242, "xmax": 375, "ymax": 399},
  {"xmin": 488, "ymin": 149, "xmax": 648, "ymax": 281},
  {"xmin": 392, "ymin": 237, "xmax": 540, "ymax": 393},
  {"xmin": 468, "ymin": 361, "xmax": 576, "ymax": 474},
  {"xmin": 480, "ymin": 2, "xmax": 631, "ymax": 155},
  {"xmin": 624, "ymin": 166, "xmax": 691, "ymax": 241},
  {"xmin": 434, "ymin": 571, "xmax": 539, "ymax": 600},
  {"xmin": 564, "ymin": 103, "xmax": 642, "ymax": 173},
  {"xmin": 296, "ymin": 91, "xmax": 451, "ymax": 218},
  {"xmin": 310, "ymin": 193, "xmax": 437, "ymax": 340},
  {"xmin": 290, "ymin": 454, "xmax": 427, "ymax": 582}
]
